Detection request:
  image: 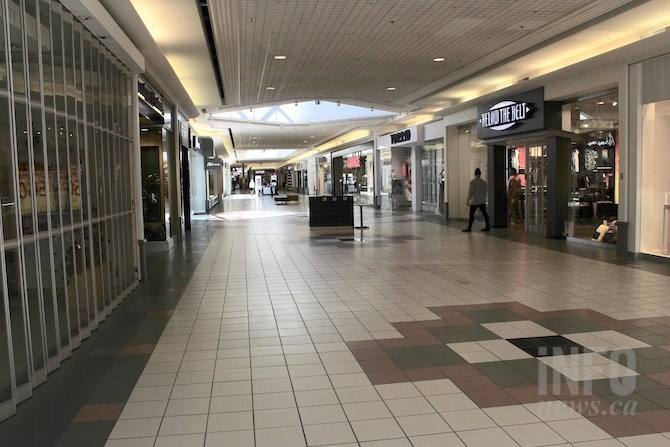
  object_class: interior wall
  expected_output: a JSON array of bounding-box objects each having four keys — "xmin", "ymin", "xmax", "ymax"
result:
[{"xmin": 640, "ymin": 101, "xmax": 670, "ymax": 256}]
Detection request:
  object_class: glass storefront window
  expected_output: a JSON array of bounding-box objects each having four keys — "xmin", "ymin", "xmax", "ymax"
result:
[
  {"xmin": 421, "ymin": 139, "xmax": 444, "ymax": 214},
  {"xmin": 564, "ymin": 93, "xmax": 619, "ymax": 242}
]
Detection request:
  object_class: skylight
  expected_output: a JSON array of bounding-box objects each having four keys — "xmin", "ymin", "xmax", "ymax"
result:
[{"xmin": 212, "ymin": 101, "xmax": 397, "ymax": 125}]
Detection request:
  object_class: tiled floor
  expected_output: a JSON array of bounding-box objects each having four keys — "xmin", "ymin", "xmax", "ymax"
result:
[{"xmin": 2, "ymin": 193, "xmax": 670, "ymax": 447}]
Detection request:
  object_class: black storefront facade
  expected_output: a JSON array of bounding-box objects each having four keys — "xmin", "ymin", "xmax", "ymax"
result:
[{"xmin": 477, "ymin": 88, "xmax": 572, "ymax": 239}]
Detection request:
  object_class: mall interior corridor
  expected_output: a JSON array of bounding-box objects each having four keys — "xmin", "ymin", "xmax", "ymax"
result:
[{"xmin": 1, "ymin": 194, "xmax": 670, "ymax": 447}]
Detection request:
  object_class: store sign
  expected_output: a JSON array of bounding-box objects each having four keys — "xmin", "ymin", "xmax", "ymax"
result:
[
  {"xmin": 391, "ymin": 129, "xmax": 412, "ymax": 144},
  {"xmin": 479, "ymin": 101, "xmax": 533, "ymax": 131},
  {"xmin": 205, "ymin": 156, "xmax": 223, "ymax": 170},
  {"xmin": 587, "ymin": 132, "xmax": 615, "ymax": 147},
  {"xmin": 385, "ymin": 126, "xmax": 419, "ymax": 147},
  {"xmin": 477, "ymin": 88, "xmax": 553, "ymax": 140},
  {"xmin": 346, "ymin": 156, "xmax": 361, "ymax": 169}
]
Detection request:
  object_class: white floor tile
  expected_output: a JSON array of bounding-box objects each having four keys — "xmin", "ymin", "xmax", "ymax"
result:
[
  {"xmin": 396, "ymin": 413, "xmax": 452, "ymax": 436},
  {"xmin": 483, "ymin": 404, "xmax": 541, "ymax": 426},
  {"xmin": 304, "ymin": 422, "xmax": 357, "ymax": 446},
  {"xmin": 502, "ymin": 422, "xmax": 566, "ymax": 447},
  {"xmin": 410, "ymin": 432, "xmax": 467, "ymax": 447},
  {"xmin": 154, "ymin": 433, "xmax": 205, "ymax": 447},
  {"xmin": 456, "ymin": 427, "xmax": 520, "ymax": 447},
  {"xmin": 108, "ymin": 418, "xmax": 162, "ymax": 439},
  {"xmin": 547, "ymin": 418, "xmax": 612, "ymax": 443},
  {"xmin": 350, "ymin": 417, "xmax": 406, "ymax": 442},
  {"xmin": 299, "ymin": 404, "xmax": 348, "ymax": 425},
  {"xmin": 441, "ymin": 409, "xmax": 496, "ymax": 431}
]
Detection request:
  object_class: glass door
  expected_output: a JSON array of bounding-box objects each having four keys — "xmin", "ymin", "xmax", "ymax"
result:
[
  {"xmin": 526, "ymin": 144, "xmax": 548, "ymax": 233},
  {"xmin": 421, "ymin": 145, "xmax": 437, "ymax": 213}
]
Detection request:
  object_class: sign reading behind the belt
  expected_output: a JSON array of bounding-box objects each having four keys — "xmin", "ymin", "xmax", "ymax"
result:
[{"xmin": 477, "ymin": 88, "xmax": 546, "ymax": 140}]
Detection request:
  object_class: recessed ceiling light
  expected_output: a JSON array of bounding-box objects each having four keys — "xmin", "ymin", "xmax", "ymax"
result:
[
  {"xmin": 596, "ymin": 101, "xmax": 605, "ymax": 105},
  {"xmin": 273, "ymin": 55, "xmax": 287, "ymax": 60},
  {"xmin": 433, "ymin": 57, "xmax": 445, "ymax": 62},
  {"xmin": 266, "ymin": 86, "xmax": 275, "ymax": 90},
  {"xmin": 612, "ymin": 101, "xmax": 618, "ymax": 106},
  {"xmin": 387, "ymin": 87, "xmax": 396, "ymax": 91}
]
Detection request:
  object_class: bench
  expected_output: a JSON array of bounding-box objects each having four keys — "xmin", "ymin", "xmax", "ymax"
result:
[{"xmin": 274, "ymin": 194, "xmax": 299, "ymax": 204}]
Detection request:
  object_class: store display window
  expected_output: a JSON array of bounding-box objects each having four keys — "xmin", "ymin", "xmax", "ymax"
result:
[{"xmin": 564, "ymin": 93, "xmax": 619, "ymax": 242}]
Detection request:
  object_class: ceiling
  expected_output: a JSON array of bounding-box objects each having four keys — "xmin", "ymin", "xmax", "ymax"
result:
[{"xmin": 98, "ymin": 0, "xmax": 670, "ymax": 167}]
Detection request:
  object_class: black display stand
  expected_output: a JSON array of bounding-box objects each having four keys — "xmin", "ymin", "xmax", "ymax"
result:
[{"xmin": 309, "ymin": 196, "xmax": 354, "ymax": 227}]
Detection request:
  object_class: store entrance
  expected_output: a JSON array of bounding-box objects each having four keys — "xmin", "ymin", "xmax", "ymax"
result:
[{"xmin": 507, "ymin": 142, "xmax": 548, "ymax": 234}]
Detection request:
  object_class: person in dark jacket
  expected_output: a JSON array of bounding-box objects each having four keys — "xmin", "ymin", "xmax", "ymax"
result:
[{"xmin": 463, "ymin": 168, "xmax": 490, "ymax": 232}]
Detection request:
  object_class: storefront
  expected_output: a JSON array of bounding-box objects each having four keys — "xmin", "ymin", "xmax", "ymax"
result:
[
  {"xmin": 331, "ymin": 142, "xmax": 374, "ymax": 200},
  {"xmin": 476, "ymin": 88, "xmax": 571, "ymax": 238},
  {"xmin": 378, "ymin": 127, "xmax": 421, "ymax": 211},
  {"xmin": 421, "ymin": 121, "xmax": 446, "ymax": 215},
  {"xmin": 632, "ymin": 53, "xmax": 670, "ymax": 259}
]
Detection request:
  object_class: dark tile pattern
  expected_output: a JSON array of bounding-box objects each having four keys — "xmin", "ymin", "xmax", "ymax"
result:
[
  {"xmin": 346, "ymin": 301, "xmax": 670, "ymax": 438},
  {"xmin": 507, "ymin": 335, "xmax": 590, "ymax": 357}
]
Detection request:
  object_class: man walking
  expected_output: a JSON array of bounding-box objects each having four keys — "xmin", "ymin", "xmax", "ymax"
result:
[{"xmin": 463, "ymin": 168, "xmax": 490, "ymax": 232}]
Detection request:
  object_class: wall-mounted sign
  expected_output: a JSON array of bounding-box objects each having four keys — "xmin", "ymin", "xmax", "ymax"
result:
[
  {"xmin": 205, "ymin": 156, "xmax": 223, "ymax": 170},
  {"xmin": 383, "ymin": 126, "xmax": 420, "ymax": 147},
  {"xmin": 391, "ymin": 129, "xmax": 412, "ymax": 145},
  {"xmin": 477, "ymin": 88, "xmax": 560, "ymax": 140},
  {"xmin": 479, "ymin": 101, "xmax": 533, "ymax": 131}
]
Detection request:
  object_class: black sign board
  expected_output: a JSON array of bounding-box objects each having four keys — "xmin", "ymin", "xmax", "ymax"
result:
[
  {"xmin": 205, "ymin": 156, "xmax": 224, "ymax": 170},
  {"xmin": 477, "ymin": 88, "xmax": 556, "ymax": 140}
]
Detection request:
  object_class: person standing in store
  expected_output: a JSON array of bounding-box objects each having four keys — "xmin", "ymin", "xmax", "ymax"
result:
[
  {"xmin": 463, "ymin": 168, "xmax": 490, "ymax": 232},
  {"xmin": 507, "ymin": 167, "xmax": 522, "ymax": 225}
]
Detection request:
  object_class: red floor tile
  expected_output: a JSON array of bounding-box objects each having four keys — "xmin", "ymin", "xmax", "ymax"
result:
[
  {"xmin": 466, "ymin": 388, "xmax": 517, "ymax": 408},
  {"xmin": 403, "ymin": 367, "xmax": 446, "ymax": 382},
  {"xmin": 633, "ymin": 410, "xmax": 670, "ymax": 432},
  {"xmin": 506, "ymin": 385, "xmax": 557, "ymax": 404},
  {"xmin": 549, "ymin": 381, "xmax": 592, "ymax": 399},
  {"xmin": 587, "ymin": 414, "xmax": 657, "ymax": 437},
  {"xmin": 352, "ymin": 348, "xmax": 391, "ymax": 361},
  {"xmin": 450, "ymin": 374, "xmax": 499, "ymax": 392},
  {"xmin": 366, "ymin": 370, "xmax": 410, "ymax": 385},
  {"xmin": 647, "ymin": 372, "xmax": 670, "ymax": 387},
  {"xmin": 419, "ymin": 320, "xmax": 450, "ymax": 328},
  {"xmin": 73, "ymin": 403, "xmax": 125, "ymax": 422}
]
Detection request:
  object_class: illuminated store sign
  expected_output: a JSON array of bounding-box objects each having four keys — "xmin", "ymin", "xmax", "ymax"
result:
[
  {"xmin": 477, "ymin": 88, "xmax": 559, "ymax": 140},
  {"xmin": 479, "ymin": 101, "xmax": 533, "ymax": 131},
  {"xmin": 586, "ymin": 132, "xmax": 615, "ymax": 147}
]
